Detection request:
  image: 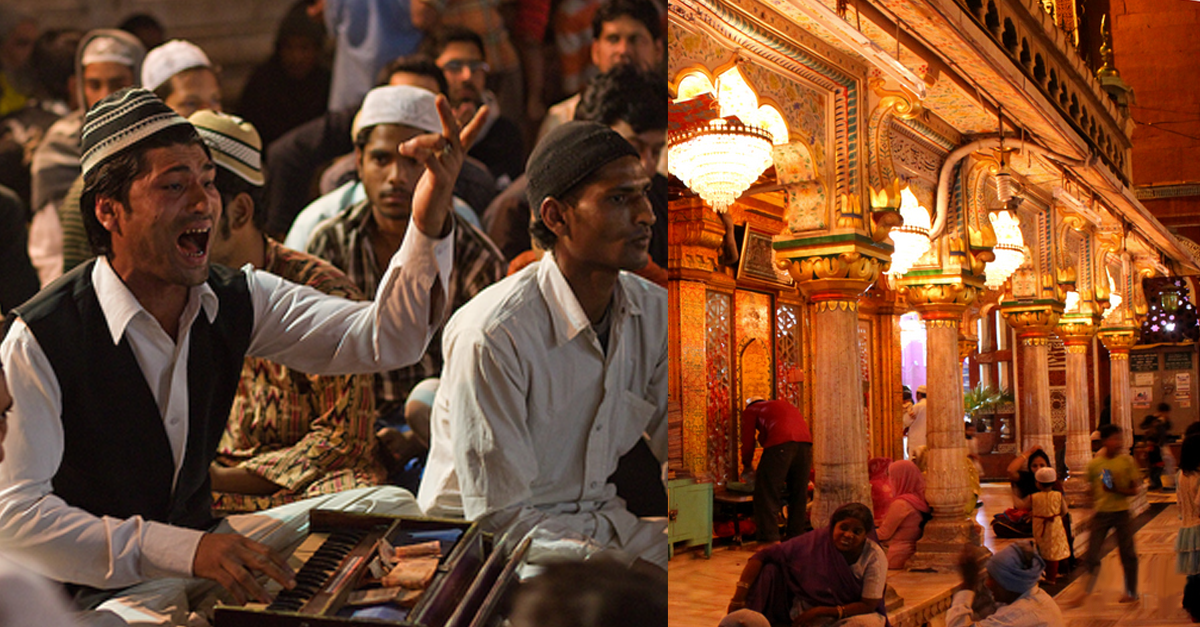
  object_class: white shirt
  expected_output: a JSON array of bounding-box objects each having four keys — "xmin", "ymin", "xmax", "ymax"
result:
[
  {"xmin": 418, "ymin": 255, "xmax": 667, "ymax": 551},
  {"xmin": 907, "ymin": 399, "xmax": 927, "ymax": 455},
  {"xmin": 0, "ymin": 555, "xmax": 77, "ymax": 627},
  {"xmin": 946, "ymin": 589, "xmax": 1064, "ymax": 627},
  {"xmin": 0, "ymin": 223, "xmax": 452, "ymax": 588}
]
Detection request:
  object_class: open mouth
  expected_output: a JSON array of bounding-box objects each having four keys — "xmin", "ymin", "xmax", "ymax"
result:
[{"xmin": 178, "ymin": 227, "xmax": 210, "ymax": 258}]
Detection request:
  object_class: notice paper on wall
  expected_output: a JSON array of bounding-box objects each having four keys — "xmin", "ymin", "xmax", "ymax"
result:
[
  {"xmin": 1135, "ymin": 372, "xmax": 1156, "ymax": 387},
  {"xmin": 1133, "ymin": 387, "xmax": 1153, "ymax": 409},
  {"xmin": 1177, "ymin": 373, "xmax": 1192, "ymax": 407}
]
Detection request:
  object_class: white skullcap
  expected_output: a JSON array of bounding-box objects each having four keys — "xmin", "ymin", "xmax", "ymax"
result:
[
  {"xmin": 142, "ymin": 39, "xmax": 212, "ymax": 91},
  {"xmin": 81, "ymin": 35, "xmax": 141, "ymax": 68},
  {"xmin": 1035, "ymin": 467, "xmax": 1056, "ymax": 484},
  {"xmin": 351, "ymin": 85, "xmax": 441, "ymax": 141}
]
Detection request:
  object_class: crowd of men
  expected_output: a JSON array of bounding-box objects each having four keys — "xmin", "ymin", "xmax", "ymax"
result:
[{"xmin": 0, "ymin": 0, "xmax": 668, "ymax": 624}]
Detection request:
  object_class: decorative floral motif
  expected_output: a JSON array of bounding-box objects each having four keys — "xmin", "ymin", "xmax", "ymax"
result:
[{"xmin": 706, "ymin": 292, "xmax": 732, "ymax": 485}]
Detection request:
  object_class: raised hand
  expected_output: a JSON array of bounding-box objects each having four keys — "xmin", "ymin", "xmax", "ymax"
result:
[
  {"xmin": 193, "ymin": 532, "xmax": 296, "ymax": 605},
  {"xmin": 402, "ymin": 94, "xmax": 489, "ymax": 238}
]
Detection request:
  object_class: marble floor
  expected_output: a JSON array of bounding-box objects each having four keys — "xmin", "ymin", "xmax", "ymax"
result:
[{"xmin": 668, "ymin": 484, "xmax": 1195, "ymax": 626}]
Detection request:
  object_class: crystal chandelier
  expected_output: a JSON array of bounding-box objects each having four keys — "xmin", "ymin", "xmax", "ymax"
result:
[
  {"xmin": 667, "ymin": 118, "xmax": 774, "ymax": 213},
  {"xmin": 886, "ymin": 187, "xmax": 931, "ymax": 276},
  {"xmin": 984, "ymin": 210, "xmax": 1026, "ymax": 289}
]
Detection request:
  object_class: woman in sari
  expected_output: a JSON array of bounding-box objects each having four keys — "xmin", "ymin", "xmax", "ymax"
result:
[
  {"xmin": 723, "ymin": 503, "xmax": 888, "ymax": 627},
  {"xmin": 876, "ymin": 460, "xmax": 930, "ymax": 569}
]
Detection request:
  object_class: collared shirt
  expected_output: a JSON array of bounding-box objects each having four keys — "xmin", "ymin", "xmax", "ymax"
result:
[
  {"xmin": 0, "ymin": 224, "xmax": 451, "ymax": 589},
  {"xmin": 946, "ymin": 588, "xmax": 1065, "ymax": 627},
  {"xmin": 307, "ymin": 199, "xmax": 506, "ymax": 407},
  {"xmin": 418, "ymin": 254, "xmax": 667, "ymax": 551},
  {"xmin": 213, "ymin": 238, "xmax": 385, "ymax": 513},
  {"xmin": 740, "ymin": 400, "xmax": 812, "ymax": 469}
]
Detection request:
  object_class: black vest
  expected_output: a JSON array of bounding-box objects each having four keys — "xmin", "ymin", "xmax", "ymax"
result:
[{"xmin": 14, "ymin": 260, "xmax": 253, "ymax": 530}]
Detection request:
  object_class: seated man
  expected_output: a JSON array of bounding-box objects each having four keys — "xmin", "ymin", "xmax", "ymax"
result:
[
  {"xmin": 947, "ymin": 542, "xmax": 1064, "ymax": 626},
  {"xmin": 306, "ymin": 85, "xmax": 507, "ymax": 479},
  {"xmin": 418, "ymin": 121, "xmax": 666, "ymax": 569},
  {"xmin": 193, "ymin": 110, "xmax": 387, "ymax": 513},
  {"xmin": 0, "ymin": 87, "xmax": 484, "ymax": 624}
]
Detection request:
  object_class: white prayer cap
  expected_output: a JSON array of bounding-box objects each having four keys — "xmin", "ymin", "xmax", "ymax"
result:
[
  {"xmin": 351, "ymin": 85, "xmax": 441, "ymax": 141},
  {"xmin": 81, "ymin": 34, "xmax": 142, "ymax": 68},
  {"xmin": 142, "ymin": 39, "xmax": 212, "ymax": 91}
]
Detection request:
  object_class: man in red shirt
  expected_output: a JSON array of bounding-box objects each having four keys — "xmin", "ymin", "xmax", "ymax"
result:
[{"xmin": 741, "ymin": 398, "xmax": 813, "ymax": 543}]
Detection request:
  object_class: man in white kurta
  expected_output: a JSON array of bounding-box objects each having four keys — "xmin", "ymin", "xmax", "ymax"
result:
[{"xmin": 418, "ymin": 121, "xmax": 667, "ymax": 569}]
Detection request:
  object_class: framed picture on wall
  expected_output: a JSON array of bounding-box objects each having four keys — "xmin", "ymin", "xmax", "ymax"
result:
[{"xmin": 737, "ymin": 226, "xmax": 793, "ymax": 286}]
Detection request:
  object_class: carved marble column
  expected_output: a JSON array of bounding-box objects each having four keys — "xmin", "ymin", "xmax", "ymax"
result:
[
  {"xmin": 1057, "ymin": 314, "xmax": 1100, "ymax": 506},
  {"xmin": 903, "ymin": 283, "xmax": 982, "ymax": 570},
  {"xmin": 1001, "ymin": 306, "xmax": 1062, "ymax": 467},
  {"xmin": 1098, "ymin": 326, "xmax": 1139, "ymax": 458},
  {"xmin": 778, "ymin": 249, "xmax": 886, "ymax": 527}
]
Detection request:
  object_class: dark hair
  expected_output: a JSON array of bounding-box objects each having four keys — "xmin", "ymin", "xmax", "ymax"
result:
[
  {"xmin": 1026, "ymin": 449, "xmax": 1050, "ymax": 473},
  {"xmin": 1187, "ymin": 421, "xmax": 1200, "ymax": 439},
  {"xmin": 829, "ymin": 502, "xmax": 874, "ymax": 533},
  {"xmin": 1097, "ymin": 423, "xmax": 1122, "ymax": 441},
  {"xmin": 509, "ymin": 559, "xmax": 666, "ymax": 627},
  {"xmin": 592, "ymin": 0, "xmax": 662, "ymax": 41},
  {"xmin": 1186, "ymin": 569, "xmax": 1200, "ymax": 620},
  {"xmin": 528, "ymin": 176, "xmax": 593, "ymax": 251},
  {"xmin": 118, "ymin": 13, "xmax": 163, "ymax": 37},
  {"xmin": 214, "ymin": 167, "xmax": 267, "ymax": 233},
  {"xmin": 420, "ymin": 26, "xmax": 485, "ymax": 62},
  {"xmin": 1158, "ymin": 402, "xmax": 1173, "ymax": 413},
  {"xmin": 1182, "ymin": 435, "xmax": 1200, "ymax": 475},
  {"xmin": 82, "ymin": 124, "xmax": 209, "ymax": 255},
  {"xmin": 375, "ymin": 54, "xmax": 448, "ymax": 93},
  {"xmin": 574, "ymin": 65, "xmax": 666, "ymax": 134},
  {"xmin": 31, "ymin": 29, "xmax": 81, "ymax": 104}
]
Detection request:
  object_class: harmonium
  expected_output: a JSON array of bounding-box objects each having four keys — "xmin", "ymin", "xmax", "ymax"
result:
[{"xmin": 214, "ymin": 509, "xmax": 529, "ymax": 627}]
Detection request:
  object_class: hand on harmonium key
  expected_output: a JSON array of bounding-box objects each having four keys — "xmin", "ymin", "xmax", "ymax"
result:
[{"xmin": 194, "ymin": 532, "xmax": 298, "ymax": 605}]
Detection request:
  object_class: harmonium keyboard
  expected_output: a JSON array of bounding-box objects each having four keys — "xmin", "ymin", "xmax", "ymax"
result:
[{"xmin": 214, "ymin": 509, "xmax": 530, "ymax": 627}]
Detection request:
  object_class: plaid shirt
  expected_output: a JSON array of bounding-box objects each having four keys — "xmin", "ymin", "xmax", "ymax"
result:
[
  {"xmin": 307, "ymin": 200, "xmax": 508, "ymax": 408},
  {"xmin": 214, "ymin": 237, "xmax": 385, "ymax": 513}
]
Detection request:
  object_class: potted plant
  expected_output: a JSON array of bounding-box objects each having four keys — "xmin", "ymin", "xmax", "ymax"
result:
[{"xmin": 964, "ymin": 383, "xmax": 1013, "ymax": 454}]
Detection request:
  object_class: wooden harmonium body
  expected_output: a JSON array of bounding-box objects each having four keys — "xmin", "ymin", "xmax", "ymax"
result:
[{"xmin": 214, "ymin": 509, "xmax": 528, "ymax": 627}]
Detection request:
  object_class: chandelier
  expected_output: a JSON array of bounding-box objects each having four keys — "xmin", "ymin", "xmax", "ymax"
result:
[
  {"xmin": 886, "ymin": 187, "xmax": 932, "ymax": 276},
  {"xmin": 1107, "ymin": 268, "xmax": 1122, "ymax": 311},
  {"xmin": 984, "ymin": 210, "xmax": 1026, "ymax": 289},
  {"xmin": 667, "ymin": 117, "xmax": 774, "ymax": 213}
]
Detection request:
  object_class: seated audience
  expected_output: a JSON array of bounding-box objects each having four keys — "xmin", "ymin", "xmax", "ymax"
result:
[
  {"xmin": 193, "ymin": 110, "xmax": 386, "ymax": 513},
  {"xmin": 237, "ymin": 4, "xmax": 330, "ymax": 148},
  {"xmin": 306, "ymin": 85, "xmax": 507, "ymax": 484},
  {"xmin": 418, "ymin": 121, "xmax": 665, "ymax": 568},
  {"xmin": 29, "ymin": 29, "xmax": 144, "ymax": 285},
  {"xmin": 877, "ymin": 459, "xmax": 929, "ymax": 569},
  {"xmin": 0, "ymin": 185, "xmax": 38, "ymax": 313},
  {"xmin": 423, "ymin": 27, "xmax": 524, "ymax": 186},
  {"xmin": 946, "ymin": 542, "xmax": 1064, "ymax": 627},
  {"xmin": 0, "ymin": 85, "xmax": 481, "ymax": 622},
  {"xmin": 724, "ymin": 503, "xmax": 887, "ymax": 627},
  {"xmin": 0, "ymin": 8, "xmax": 37, "ymax": 116}
]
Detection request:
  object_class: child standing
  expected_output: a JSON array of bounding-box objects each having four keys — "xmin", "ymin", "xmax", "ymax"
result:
[
  {"xmin": 1031, "ymin": 467, "xmax": 1070, "ymax": 584},
  {"xmin": 1176, "ymin": 434, "xmax": 1200, "ymax": 581}
]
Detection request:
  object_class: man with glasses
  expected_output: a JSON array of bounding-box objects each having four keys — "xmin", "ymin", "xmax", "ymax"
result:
[{"xmin": 424, "ymin": 27, "xmax": 524, "ymax": 187}]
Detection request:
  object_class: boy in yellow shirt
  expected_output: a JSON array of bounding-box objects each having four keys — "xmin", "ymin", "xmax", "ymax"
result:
[{"xmin": 1082, "ymin": 423, "xmax": 1141, "ymax": 603}]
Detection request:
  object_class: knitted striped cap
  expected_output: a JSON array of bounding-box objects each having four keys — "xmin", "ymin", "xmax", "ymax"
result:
[
  {"xmin": 188, "ymin": 110, "xmax": 264, "ymax": 186},
  {"xmin": 80, "ymin": 88, "xmax": 192, "ymax": 180},
  {"xmin": 526, "ymin": 121, "xmax": 638, "ymax": 210}
]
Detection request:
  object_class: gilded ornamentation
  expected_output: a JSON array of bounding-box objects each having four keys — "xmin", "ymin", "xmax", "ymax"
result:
[
  {"xmin": 1097, "ymin": 16, "xmax": 1120, "ymax": 79},
  {"xmin": 836, "ymin": 193, "xmax": 865, "ymax": 231},
  {"xmin": 783, "ymin": 250, "xmax": 885, "ymax": 299},
  {"xmin": 959, "ymin": 336, "xmax": 978, "ymax": 361},
  {"xmin": 1065, "ymin": 344, "xmax": 1088, "ymax": 354},
  {"xmin": 1056, "ymin": 313, "xmax": 1100, "ymax": 346},
  {"xmin": 869, "ymin": 77, "xmax": 924, "ymax": 121},
  {"xmin": 902, "ymin": 282, "xmax": 979, "ymax": 318},
  {"xmin": 1098, "ymin": 327, "xmax": 1140, "ymax": 354},
  {"xmin": 1022, "ymin": 337, "xmax": 1051, "ymax": 347},
  {"xmin": 1001, "ymin": 305, "xmax": 1063, "ymax": 337},
  {"xmin": 814, "ymin": 300, "xmax": 859, "ymax": 312}
]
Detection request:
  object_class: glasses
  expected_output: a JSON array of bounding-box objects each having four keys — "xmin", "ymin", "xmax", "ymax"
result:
[{"xmin": 440, "ymin": 60, "xmax": 490, "ymax": 74}]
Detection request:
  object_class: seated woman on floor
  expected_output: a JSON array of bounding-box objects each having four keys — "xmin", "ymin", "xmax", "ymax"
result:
[
  {"xmin": 1006, "ymin": 445, "xmax": 1054, "ymax": 510},
  {"xmin": 723, "ymin": 503, "xmax": 888, "ymax": 627},
  {"xmin": 877, "ymin": 459, "xmax": 929, "ymax": 570}
]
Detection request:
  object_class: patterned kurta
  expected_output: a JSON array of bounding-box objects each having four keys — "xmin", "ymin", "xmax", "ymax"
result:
[
  {"xmin": 306, "ymin": 200, "xmax": 507, "ymax": 411},
  {"xmin": 213, "ymin": 238, "xmax": 386, "ymax": 512},
  {"xmin": 1031, "ymin": 489, "xmax": 1070, "ymax": 561}
]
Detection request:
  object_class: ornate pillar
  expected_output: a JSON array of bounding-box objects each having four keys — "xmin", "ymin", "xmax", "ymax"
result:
[
  {"xmin": 1057, "ymin": 314, "xmax": 1100, "ymax": 506},
  {"xmin": 1098, "ymin": 325, "xmax": 1139, "ymax": 456},
  {"xmin": 668, "ymin": 196, "xmax": 727, "ymax": 478},
  {"xmin": 777, "ymin": 247, "xmax": 887, "ymax": 528},
  {"xmin": 902, "ymin": 283, "xmax": 982, "ymax": 570},
  {"xmin": 1000, "ymin": 305, "xmax": 1062, "ymax": 466}
]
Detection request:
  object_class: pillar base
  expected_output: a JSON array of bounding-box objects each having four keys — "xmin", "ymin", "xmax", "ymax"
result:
[
  {"xmin": 1063, "ymin": 476, "xmax": 1092, "ymax": 508},
  {"xmin": 905, "ymin": 516, "xmax": 984, "ymax": 572}
]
